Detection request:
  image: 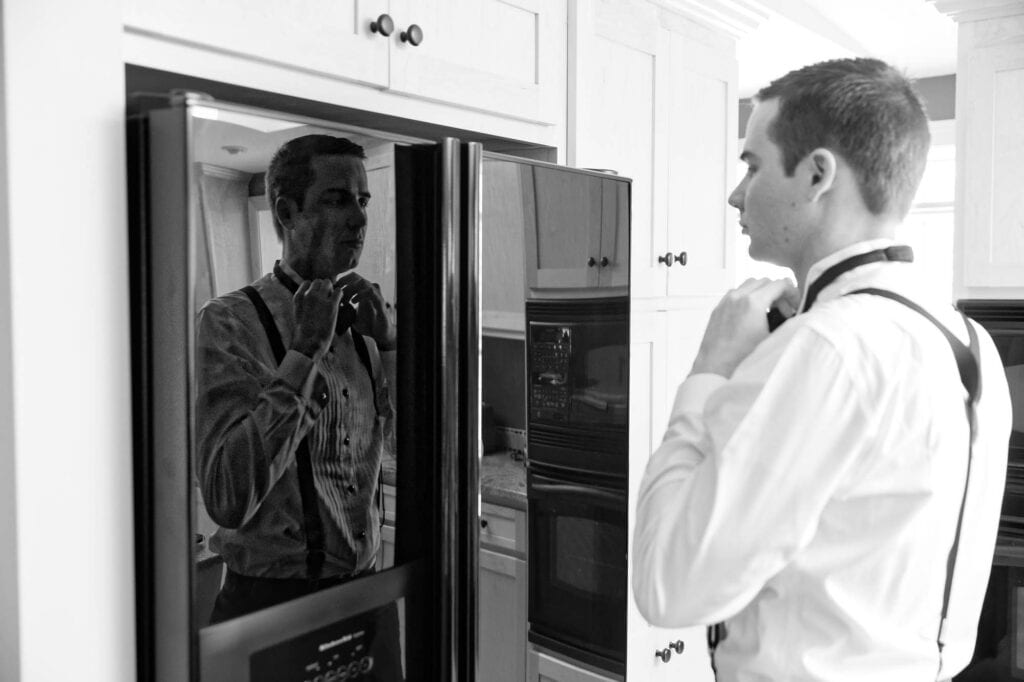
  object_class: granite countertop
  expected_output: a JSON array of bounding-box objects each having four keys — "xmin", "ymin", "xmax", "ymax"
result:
[{"xmin": 381, "ymin": 449, "xmax": 527, "ymax": 511}]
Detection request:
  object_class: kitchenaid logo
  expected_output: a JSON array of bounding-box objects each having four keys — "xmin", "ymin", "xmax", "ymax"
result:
[{"xmin": 318, "ymin": 629, "xmax": 365, "ymax": 653}]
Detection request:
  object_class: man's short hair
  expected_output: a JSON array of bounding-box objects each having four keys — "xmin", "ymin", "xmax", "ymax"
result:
[
  {"xmin": 266, "ymin": 134, "xmax": 367, "ymax": 240},
  {"xmin": 756, "ymin": 57, "xmax": 930, "ymax": 219}
]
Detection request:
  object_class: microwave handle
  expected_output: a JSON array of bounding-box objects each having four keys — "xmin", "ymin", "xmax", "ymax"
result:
[{"xmin": 530, "ymin": 479, "xmax": 626, "ymax": 506}]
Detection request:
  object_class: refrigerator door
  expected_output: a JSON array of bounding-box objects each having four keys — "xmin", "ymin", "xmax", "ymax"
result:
[{"xmin": 129, "ymin": 97, "xmax": 480, "ymax": 681}]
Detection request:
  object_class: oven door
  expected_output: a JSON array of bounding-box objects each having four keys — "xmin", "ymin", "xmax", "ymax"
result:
[{"xmin": 527, "ymin": 469, "xmax": 627, "ymax": 674}]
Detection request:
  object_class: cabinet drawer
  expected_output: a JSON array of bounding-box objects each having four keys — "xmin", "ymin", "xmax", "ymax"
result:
[
  {"xmin": 383, "ymin": 483, "xmax": 397, "ymax": 525},
  {"xmin": 480, "ymin": 502, "xmax": 525, "ymax": 556}
]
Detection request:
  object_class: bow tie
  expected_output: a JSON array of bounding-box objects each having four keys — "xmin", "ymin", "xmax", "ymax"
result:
[{"xmin": 272, "ymin": 262, "xmax": 358, "ymax": 335}]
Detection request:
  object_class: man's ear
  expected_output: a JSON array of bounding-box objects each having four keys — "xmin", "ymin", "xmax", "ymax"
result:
[
  {"xmin": 803, "ymin": 148, "xmax": 837, "ymax": 203},
  {"xmin": 273, "ymin": 196, "xmax": 298, "ymax": 231}
]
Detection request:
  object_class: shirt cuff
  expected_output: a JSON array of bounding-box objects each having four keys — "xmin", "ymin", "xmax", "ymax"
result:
[
  {"xmin": 278, "ymin": 350, "xmax": 318, "ymax": 395},
  {"xmin": 673, "ymin": 372, "xmax": 728, "ymax": 415}
]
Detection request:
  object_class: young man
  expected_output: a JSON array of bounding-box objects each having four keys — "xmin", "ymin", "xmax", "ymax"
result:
[
  {"xmin": 195, "ymin": 135, "xmax": 396, "ymax": 623},
  {"xmin": 632, "ymin": 58, "xmax": 1011, "ymax": 680}
]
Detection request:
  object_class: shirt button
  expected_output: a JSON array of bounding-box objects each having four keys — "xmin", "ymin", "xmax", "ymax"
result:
[
  {"xmin": 317, "ymin": 390, "xmax": 329, "ymax": 406},
  {"xmin": 347, "ymin": 484, "xmax": 356, "ymax": 493},
  {"xmin": 342, "ymin": 387, "xmax": 349, "ymax": 398},
  {"xmin": 343, "ymin": 435, "xmax": 351, "ymax": 446},
  {"xmin": 358, "ymin": 531, "xmax": 367, "ymax": 539}
]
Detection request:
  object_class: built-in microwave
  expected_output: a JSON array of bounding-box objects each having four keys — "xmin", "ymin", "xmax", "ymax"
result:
[{"xmin": 526, "ymin": 297, "xmax": 629, "ymax": 478}]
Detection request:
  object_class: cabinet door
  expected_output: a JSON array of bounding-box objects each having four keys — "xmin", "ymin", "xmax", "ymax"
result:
[
  {"xmin": 388, "ymin": 0, "xmax": 565, "ymax": 125},
  {"xmin": 597, "ymin": 177, "xmax": 630, "ymax": 289},
  {"xmin": 646, "ymin": 625, "xmax": 714, "ymax": 681},
  {"xmin": 479, "ymin": 548, "xmax": 528, "ymax": 682},
  {"xmin": 123, "ymin": 0, "xmax": 389, "ymax": 88},
  {"xmin": 958, "ymin": 40, "xmax": 1024, "ymax": 290},
  {"xmin": 664, "ymin": 35, "xmax": 737, "ymax": 298},
  {"xmin": 572, "ymin": 0, "xmax": 669, "ymax": 299},
  {"xmin": 627, "ymin": 306, "xmax": 714, "ymax": 681},
  {"xmin": 482, "ymin": 157, "xmax": 528, "ymax": 336},
  {"xmin": 525, "ymin": 164, "xmax": 604, "ymax": 290}
]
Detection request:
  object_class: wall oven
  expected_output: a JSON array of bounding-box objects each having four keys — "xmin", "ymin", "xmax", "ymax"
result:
[
  {"xmin": 527, "ymin": 466, "xmax": 628, "ymax": 673},
  {"xmin": 526, "ymin": 296, "xmax": 629, "ymax": 675}
]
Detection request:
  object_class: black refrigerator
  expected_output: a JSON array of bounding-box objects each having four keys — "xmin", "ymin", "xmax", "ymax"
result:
[{"xmin": 128, "ymin": 94, "xmax": 482, "ymax": 682}]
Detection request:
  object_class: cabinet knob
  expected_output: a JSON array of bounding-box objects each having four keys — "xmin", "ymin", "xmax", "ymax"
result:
[
  {"xmin": 370, "ymin": 13, "xmax": 394, "ymax": 36},
  {"xmin": 587, "ymin": 256, "xmax": 597, "ymax": 267},
  {"xmin": 480, "ymin": 519, "xmax": 488, "ymax": 529},
  {"xmin": 654, "ymin": 647, "xmax": 672, "ymax": 662},
  {"xmin": 401, "ymin": 24, "xmax": 424, "ymax": 46},
  {"xmin": 674, "ymin": 251, "xmax": 688, "ymax": 266},
  {"xmin": 657, "ymin": 252, "xmax": 674, "ymax": 267},
  {"xmin": 670, "ymin": 640, "xmax": 684, "ymax": 654},
  {"xmin": 599, "ymin": 256, "xmax": 609, "ymax": 267}
]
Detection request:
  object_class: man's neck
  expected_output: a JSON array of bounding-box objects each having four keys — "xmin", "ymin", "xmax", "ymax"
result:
[{"xmin": 792, "ymin": 218, "xmax": 899, "ymax": 293}]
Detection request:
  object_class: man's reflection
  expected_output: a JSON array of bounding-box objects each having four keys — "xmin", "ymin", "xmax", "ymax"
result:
[{"xmin": 195, "ymin": 135, "xmax": 396, "ymax": 624}]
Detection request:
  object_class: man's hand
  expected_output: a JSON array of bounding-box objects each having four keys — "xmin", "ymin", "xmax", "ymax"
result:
[
  {"xmin": 338, "ymin": 273, "xmax": 397, "ymax": 350},
  {"xmin": 690, "ymin": 278, "xmax": 799, "ymax": 378},
  {"xmin": 290, "ymin": 279, "xmax": 346, "ymax": 360}
]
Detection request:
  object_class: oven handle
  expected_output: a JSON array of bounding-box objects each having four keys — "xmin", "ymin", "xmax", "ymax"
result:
[{"xmin": 530, "ymin": 477, "xmax": 627, "ymax": 506}]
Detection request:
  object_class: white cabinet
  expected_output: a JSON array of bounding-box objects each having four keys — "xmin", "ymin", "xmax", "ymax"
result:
[
  {"xmin": 388, "ymin": 0, "xmax": 564, "ymax": 125},
  {"xmin": 570, "ymin": 0, "xmax": 737, "ymax": 302},
  {"xmin": 524, "ymin": 170, "xmax": 629, "ymax": 293},
  {"xmin": 478, "ymin": 502, "xmax": 528, "ymax": 682},
  {"xmin": 480, "ymin": 547, "xmax": 527, "ymax": 682},
  {"xmin": 527, "ymin": 646, "xmax": 622, "ymax": 682},
  {"xmin": 379, "ymin": 482, "xmax": 397, "ymax": 570},
  {"xmin": 640, "ymin": 626, "xmax": 714, "ymax": 681},
  {"xmin": 951, "ymin": 12, "xmax": 1024, "ymax": 298},
  {"xmin": 628, "ymin": 305, "xmax": 715, "ymax": 682},
  {"xmin": 123, "ymin": 0, "xmax": 390, "ymax": 87},
  {"xmin": 123, "ymin": 0, "xmax": 565, "ymax": 127}
]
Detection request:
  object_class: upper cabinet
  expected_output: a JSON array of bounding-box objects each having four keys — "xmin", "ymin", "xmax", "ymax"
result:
[
  {"xmin": 123, "ymin": 0, "xmax": 566, "ymax": 129},
  {"xmin": 123, "ymin": 0, "xmax": 390, "ymax": 87},
  {"xmin": 939, "ymin": 7, "xmax": 1024, "ymax": 300},
  {"xmin": 524, "ymin": 168, "xmax": 629, "ymax": 293},
  {"xmin": 570, "ymin": 0, "xmax": 738, "ymax": 302},
  {"xmin": 387, "ymin": 0, "xmax": 563, "ymax": 125}
]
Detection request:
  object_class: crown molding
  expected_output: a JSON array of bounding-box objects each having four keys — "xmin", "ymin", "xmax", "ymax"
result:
[
  {"xmin": 651, "ymin": 0, "xmax": 771, "ymax": 39},
  {"xmin": 928, "ymin": 0, "xmax": 1024, "ymax": 22}
]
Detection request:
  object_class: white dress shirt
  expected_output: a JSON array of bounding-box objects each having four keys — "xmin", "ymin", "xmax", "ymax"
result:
[{"xmin": 632, "ymin": 240, "xmax": 1011, "ymax": 681}]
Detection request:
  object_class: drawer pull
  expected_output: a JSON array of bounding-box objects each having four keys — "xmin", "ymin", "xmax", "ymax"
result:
[
  {"xmin": 480, "ymin": 519, "xmax": 489, "ymax": 529},
  {"xmin": 401, "ymin": 24, "xmax": 424, "ymax": 46},
  {"xmin": 370, "ymin": 14, "xmax": 394, "ymax": 36},
  {"xmin": 655, "ymin": 647, "xmax": 672, "ymax": 662},
  {"xmin": 670, "ymin": 640, "xmax": 684, "ymax": 654},
  {"xmin": 657, "ymin": 252, "xmax": 674, "ymax": 267}
]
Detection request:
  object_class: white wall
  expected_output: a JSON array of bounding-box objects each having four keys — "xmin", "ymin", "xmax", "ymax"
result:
[{"xmin": 0, "ymin": 1, "xmax": 136, "ymax": 680}]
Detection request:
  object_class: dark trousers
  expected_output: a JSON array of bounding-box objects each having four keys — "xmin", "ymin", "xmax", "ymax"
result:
[{"xmin": 209, "ymin": 568, "xmax": 404, "ymax": 680}]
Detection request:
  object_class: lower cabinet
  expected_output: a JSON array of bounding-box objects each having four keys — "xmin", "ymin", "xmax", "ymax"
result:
[
  {"xmin": 640, "ymin": 625, "xmax": 714, "ymax": 681},
  {"xmin": 526, "ymin": 646, "xmax": 622, "ymax": 682},
  {"xmin": 379, "ymin": 482, "xmax": 397, "ymax": 570},
  {"xmin": 479, "ymin": 501, "xmax": 529, "ymax": 682}
]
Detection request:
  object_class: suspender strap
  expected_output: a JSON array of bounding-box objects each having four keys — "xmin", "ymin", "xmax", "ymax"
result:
[
  {"xmin": 241, "ymin": 285, "xmax": 326, "ymax": 582},
  {"xmin": 847, "ymin": 287, "xmax": 982, "ymax": 671},
  {"xmin": 802, "ymin": 245, "xmax": 914, "ymax": 313},
  {"xmin": 706, "ymin": 286, "xmax": 982, "ymax": 677}
]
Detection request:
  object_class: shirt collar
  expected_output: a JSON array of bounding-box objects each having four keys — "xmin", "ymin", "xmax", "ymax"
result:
[
  {"xmin": 275, "ymin": 259, "xmax": 353, "ymax": 286},
  {"xmin": 798, "ymin": 238, "xmax": 900, "ymax": 313}
]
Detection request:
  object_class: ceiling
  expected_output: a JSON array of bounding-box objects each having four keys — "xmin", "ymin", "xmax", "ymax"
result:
[{"xmin": 736, "ymin": 0, "xmax": 957, "ymax": 97}]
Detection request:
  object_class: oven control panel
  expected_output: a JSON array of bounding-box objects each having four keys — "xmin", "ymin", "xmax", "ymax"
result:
[{"xmin": 529, "ymin": 324, "xmax": 572, "ymax": 421}]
